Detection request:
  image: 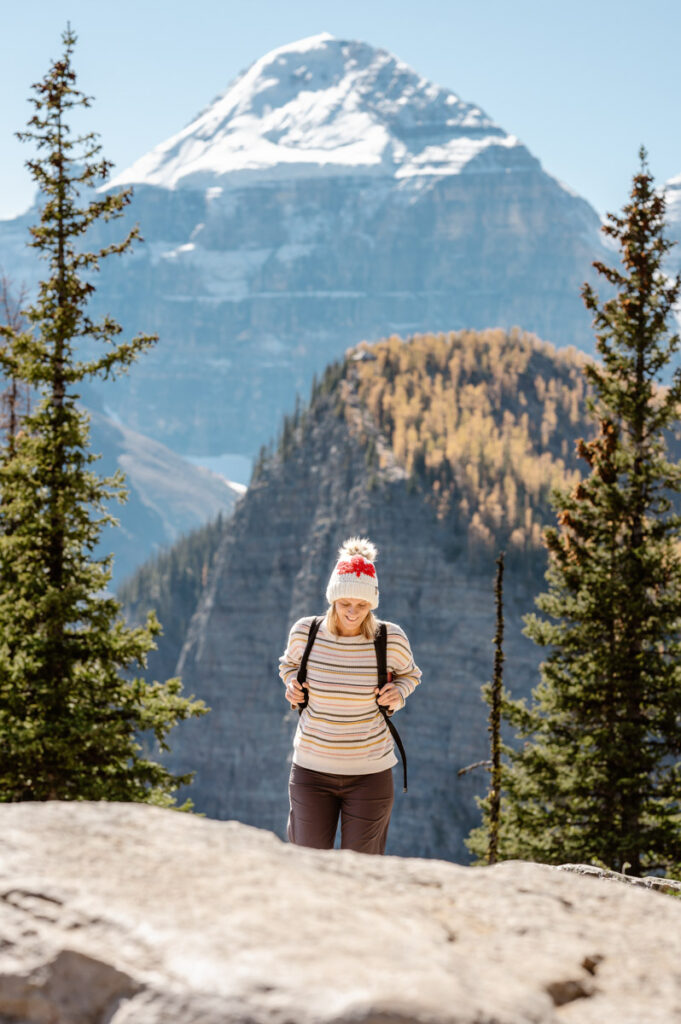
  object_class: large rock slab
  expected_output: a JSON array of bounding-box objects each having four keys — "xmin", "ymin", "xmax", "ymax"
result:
[{"xmin": 0, "ymin": 802, "xmax": 680, "ymax": 1024}]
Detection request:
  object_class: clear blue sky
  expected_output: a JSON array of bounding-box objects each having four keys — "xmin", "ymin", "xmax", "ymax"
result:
[{"xmin": 2, "ymin": 0, "xmax": 679, "ymax": 221}]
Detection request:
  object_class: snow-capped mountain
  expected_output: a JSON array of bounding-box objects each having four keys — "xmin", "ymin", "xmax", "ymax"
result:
[
  {"xmin": 2, "ymin": 34, "xmax": 608, "ymax": 458},
  {"xmin": 108, "ymin": 33, "xmax": 519, "ymax": 190}
]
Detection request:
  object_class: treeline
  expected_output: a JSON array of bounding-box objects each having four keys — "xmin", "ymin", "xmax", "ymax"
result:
[
  {"xmin": 256, "ymin": 328, "xmax": 595, "ymax": 559},
  {"xmin": 353, "ymin": 328, "xmax": 592, "ymax": 553},
  {"xmin": 252, "ymin": 360, "xmax": 346, "ymax": 479}
]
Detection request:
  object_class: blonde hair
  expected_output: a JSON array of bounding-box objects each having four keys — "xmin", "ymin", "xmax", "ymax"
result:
[{"xmin": 324, "ymin": 603, "xmax": 378, "ymax": 640}]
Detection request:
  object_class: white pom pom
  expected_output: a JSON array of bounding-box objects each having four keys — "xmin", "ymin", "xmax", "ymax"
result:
[{"xmin": 338, "ymin": 536, "xmax": 377, "ymax": 562}]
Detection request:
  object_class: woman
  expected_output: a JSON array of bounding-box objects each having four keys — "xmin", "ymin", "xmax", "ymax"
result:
[{"xmin": 279, "ymin": 537, "xmax": 421, "ymax": 854}]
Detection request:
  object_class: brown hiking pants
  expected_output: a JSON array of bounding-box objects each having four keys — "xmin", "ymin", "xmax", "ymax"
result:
[{"xmin": 287, "ymin": 763, "xmax": 394, "ymax": 855}]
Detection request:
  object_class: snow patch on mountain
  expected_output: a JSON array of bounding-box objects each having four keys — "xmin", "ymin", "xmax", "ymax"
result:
[
  {"xmin": 160, "ymin": 243, "xmax": 271, "ymax": 301},
  {"xmin": 662, "ymin": 174, "xmax": 681, "ymax": 332},
  {"xmin": 665, "ymin": 172, "xmax": 681, "ymax": 226},
  {"xmin": 107, "ymin": 34, "xmax": 527, "ymax": 192}
]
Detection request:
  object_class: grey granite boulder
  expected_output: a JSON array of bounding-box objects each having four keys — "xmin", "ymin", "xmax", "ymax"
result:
[{"xmin": 1, "ymin": 801, "xmax": 680, "ymax": 1024}]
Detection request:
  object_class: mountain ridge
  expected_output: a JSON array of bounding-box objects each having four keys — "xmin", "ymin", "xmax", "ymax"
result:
[{"xmin": 83, "ymin": 401, "xmax": 241, "ymax": 586}]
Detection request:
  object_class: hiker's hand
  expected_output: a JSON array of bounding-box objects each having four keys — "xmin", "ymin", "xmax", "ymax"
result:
[
  {"xmin": 286, "ymin": 679, "xmax": 306, "ymax": 708},
  {"xmin": 374, "ymin": 683, "xmax": 403, "ymax": 713}
]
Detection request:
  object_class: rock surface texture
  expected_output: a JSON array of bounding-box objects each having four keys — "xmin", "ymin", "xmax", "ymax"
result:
[
  {"xmin": 0, "ymin": 34, "xmax": 607, "ymax": 457},
  {"xmin": 1, "ymin": 802, "xmax": 680, "ymax": 1024}
]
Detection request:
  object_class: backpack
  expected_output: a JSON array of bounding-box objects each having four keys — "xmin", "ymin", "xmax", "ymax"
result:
[{"xmin": 296, "ymin": 617, "xmax": 408, "ymax": 792}]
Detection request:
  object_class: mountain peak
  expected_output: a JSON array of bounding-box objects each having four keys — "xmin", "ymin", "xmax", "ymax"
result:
[
  {"xmin": 258, "ymin": 31, "xmax": 336, "ymax": 56},
  {"xmin": 107, "ymin": 35, "xmax": 524, "ymax": 192}
]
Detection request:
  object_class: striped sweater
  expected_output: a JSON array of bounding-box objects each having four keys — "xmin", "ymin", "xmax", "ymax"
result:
[{"xmin": 279, "ymin": 616, "xmax": 422, "ymax": 775}]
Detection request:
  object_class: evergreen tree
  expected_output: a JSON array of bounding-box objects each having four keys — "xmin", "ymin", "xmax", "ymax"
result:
[
  {"xmin": 0, "ymin": 26, "xmax": 207, "ymax": 804},
  {"xmin": 497, "ymin": 150, "xmax": 681, "ymax": 875}
]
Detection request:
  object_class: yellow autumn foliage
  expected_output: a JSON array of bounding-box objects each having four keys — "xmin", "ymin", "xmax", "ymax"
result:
[{"xmin": 350, "ymin": 328, "xmax": 590, "ymax": 552}]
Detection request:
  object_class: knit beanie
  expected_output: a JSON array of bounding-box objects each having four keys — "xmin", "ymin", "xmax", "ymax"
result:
[{"xmin": 325, "ymin": 537, "xmax": 379, "ymax": 609}]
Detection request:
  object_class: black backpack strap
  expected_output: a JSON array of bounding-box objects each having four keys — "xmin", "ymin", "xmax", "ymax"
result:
[
  {"xmin": 374, "ymin": 622, "xmax": 408, "ymax": 793},
  {"xmin": 374, "ymin": 621, "xmax": 388, "ymax": 688},
  {"xmin": 297, "ymin": 617, "xmax": 322, "ymax": 715}
]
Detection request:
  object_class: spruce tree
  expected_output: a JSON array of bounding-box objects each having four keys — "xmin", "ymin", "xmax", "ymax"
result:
[
  {"xmin": 497, "ymin": 150, "xmax": 681, "ymax": 875},
  {"xmin": 0, "ymin": 26, "xmax": 207, "ymax": 804}
]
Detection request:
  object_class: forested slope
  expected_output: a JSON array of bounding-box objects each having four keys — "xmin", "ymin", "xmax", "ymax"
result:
[{"xmin": 130, "ymin": 327, "xmax": 607, "ymax": 859}]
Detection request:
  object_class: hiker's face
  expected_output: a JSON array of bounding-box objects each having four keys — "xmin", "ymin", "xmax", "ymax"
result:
[{"xmin": 335, "ymin": 598, "xmax": 371, "ymax": 636}]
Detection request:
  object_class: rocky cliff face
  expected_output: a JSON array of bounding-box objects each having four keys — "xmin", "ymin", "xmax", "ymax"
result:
[
  {"xmin": 164, "ymin": 331, "xmax": 595, "ymax": 861},
  {"xmin": 0, "ymin": 34, "xmax": 608, "ymax": 461}
]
